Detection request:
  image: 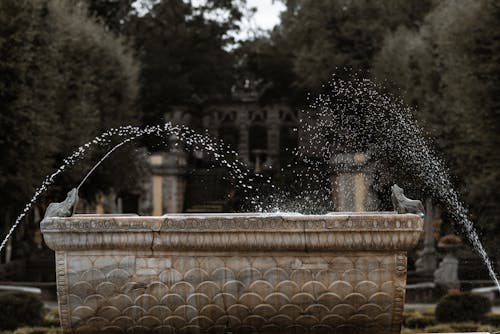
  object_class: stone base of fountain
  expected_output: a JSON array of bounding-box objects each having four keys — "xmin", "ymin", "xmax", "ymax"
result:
[{"xmin": 41, "ymin": 213, "xmax": 422, "ymax": 334}]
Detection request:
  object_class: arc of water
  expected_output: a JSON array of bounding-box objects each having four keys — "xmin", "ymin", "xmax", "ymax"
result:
[
  {"xmin": 300, "ymin": 74, "xmax": 500, "ymax": 292},
  {"xmin": 77, "ymin": 135, "xmax": 139, "ymax": 190},
  {"xmin": 0, "ymin": 125, "xmax": 149, "ymax": 253},
  {"xmin": 0, "ymin": 122, "xmax": 265, "ymax": 254}
]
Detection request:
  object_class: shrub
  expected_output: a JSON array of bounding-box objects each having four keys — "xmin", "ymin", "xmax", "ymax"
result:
[
  {"xmin": 405, "ymin": 313, "xmax": 437, "ymax": 329},
  {"xmin": 423, "ymin": 323, "xmax": 453, "ymax": 333},
  {"xmin": 402, "ymin": 329, "xmax": 430, "ymax": 334},
  {"xmin": 420, "ymin": 308, "xmax": 435, "ymax": 317},
  {"xmin": 484, "ymin": 312, "xmax": 500, "ymax": 326},
  {"xmin": 402, "ymin": 309, "xmax": 418, "ymax": 321},
  {"xmin": 424, "ymin": 322, "xmax": 490, "ymax": 333},
  {"xmin": 40, "ymin": 308, "xmax": 59, "ymax": 327},
  {"xmin": 450, "ymin": 322, "xmax": 489, "ymax": 332},
  {"xmin": 435, "ymin": 292, "xmax": 491, "ymax": 322},
  {"xmin": 0, "ymin": 291, "xmax": 44, "ymax": 330},
  {"xmin": 437, "ymin": 234, "xmax": 462, "ymax": 246}
]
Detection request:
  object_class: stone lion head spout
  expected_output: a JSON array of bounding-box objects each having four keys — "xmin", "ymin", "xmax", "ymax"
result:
[
  {"xmin": 42, "ymin": 188, "xmax": 79, "ymax": 220},
  {"xmin": 391, "ymin": 184, "xmax": 424, "ymax": 217},
  {"xmin": 391, "ymin": 184, "xmax": 403, "ymax": 196}
]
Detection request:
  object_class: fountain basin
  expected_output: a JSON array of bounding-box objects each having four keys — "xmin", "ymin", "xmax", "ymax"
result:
[{"xmin": 41, "ymin": 213, "xmax": 423, "ymax": 334}]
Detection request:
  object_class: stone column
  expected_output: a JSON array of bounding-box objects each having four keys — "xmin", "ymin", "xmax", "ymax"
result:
[
  {"xmin": 163, "ymin": 174, "xmax": 186, "ymax": 214},
  {"xmin": 149, "ymin": 155, "xmax": 163, "ymax": 216},
  {"xmin": 149, "ymin": 136, "xmax": 188, "ymax": 215},
  {"xmin": 330, "ymin": 152, "xmax": 378, "ymax": 212},
  {"xmin": 94, "ymin": 192, "xmax": 105, "ymax": 214}
]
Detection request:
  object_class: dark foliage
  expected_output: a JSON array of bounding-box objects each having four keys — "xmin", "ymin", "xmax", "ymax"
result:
[
  {"xmin": 404, "ymin": 313, "xmax": 437, "ymax": 329},
  {"xmin": 0, "ymin": 291, "xmax": 44, "ymax": 330},
  {"xmin": 0, "ymin": 0, "xmax": 140, "ymax": 259},
  {"xmin": 372, "ymin": 0, "xmax": 500, "ymax": 236},
  {"xmin": 435, "ymin": 293, "xmax": 491, "ymax": 323},
  {"xmin": 129, "ymin": 0, "xmax": 243, "ymax": 125},
  {"xmin": 484, "ymin": 312, "xmax": 500, "ymax": 327},
  {"xmin": 87, "ymin": 0, "xmax": 135, "ymax": 33}
]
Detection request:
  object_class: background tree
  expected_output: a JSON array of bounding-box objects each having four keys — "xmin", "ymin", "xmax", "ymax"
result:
[
  {"xmin": 372, "ymin": 1, "xmax": 500, "ymax": 259},
  {"xmin": 129, "ymin": 0, "xmax": 244, "ymax": 126},
  {"xmin": 273, "ymin": 0, "xmax": 432, "ymax": 99},
  {"xmin": 235, "ymin": 36, "xmax": 295, "ymax": 103},
  {"xmin": 0, "ymin": 0, "xmax": 140, "ymax": 260},
  {"xmin": 373, "ymin": 1, "xmax": 500, "ymax": 228},
  {"xmin": 86, "ymin": 0, "xmax": 135, "ymax": 33},
  {"xmin": 0, "ymin": 1, "xmax": 61, "ymax": 254}
]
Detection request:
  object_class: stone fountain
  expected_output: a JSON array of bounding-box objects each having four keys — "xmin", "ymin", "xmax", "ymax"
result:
[{"xmin": 41, "ymin": 206, "xmax": 423, "ymax": 333}]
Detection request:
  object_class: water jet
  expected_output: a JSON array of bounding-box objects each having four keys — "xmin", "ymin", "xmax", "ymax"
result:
[{"xmin": 3, "ymin": 74, "xmax": 497, "ymax": 333}]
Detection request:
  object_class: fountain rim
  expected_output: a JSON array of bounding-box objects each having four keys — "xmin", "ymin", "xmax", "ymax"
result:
[
  {"xmin": 66, "ymin": 211, "xmax": 418, "ymax": 218},
  {"xmin": 41, "ymin": 211, "xmax": 423, "ymax": 229},
  {"xmin": 40, "ymin": 212, "xmax": 423, "ymax": 252}
]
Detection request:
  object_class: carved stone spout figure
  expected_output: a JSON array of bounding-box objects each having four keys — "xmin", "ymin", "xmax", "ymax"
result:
[
  {"xmin": 391, "ymin": 184, "xmax": 425, "ymax": 217},
  {"xmin": 43, "ymin": 188, "xmax": 78, "ymax": 220}
]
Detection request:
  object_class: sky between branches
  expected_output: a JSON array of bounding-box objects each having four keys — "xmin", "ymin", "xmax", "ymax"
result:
[{"xmin": 132, "ymin": 0, "xmax": 285, "ymax": 41}]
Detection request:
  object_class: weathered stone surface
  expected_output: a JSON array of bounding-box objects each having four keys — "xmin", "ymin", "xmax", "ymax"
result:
[
  {"xmin": 42, "ymin": 188, "xmax": 79, "ymax": 220},
  {"xmin": 41, "ymin": 213, "xmax": 422, "ymax": 334},
  {"xmin": 391, "ymin": 184, "xmax": 425, "ymax": 217}
]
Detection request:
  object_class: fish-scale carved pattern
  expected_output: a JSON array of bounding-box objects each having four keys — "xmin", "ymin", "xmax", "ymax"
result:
[{"xmin": 61, "ymin": 253, "xmax": 405, "ymax": 333}]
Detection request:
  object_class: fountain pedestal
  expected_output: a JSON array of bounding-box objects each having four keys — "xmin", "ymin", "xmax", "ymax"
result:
[{"xmin": 41, "ymin": 213, "xmax": 422, "ymax": 334}]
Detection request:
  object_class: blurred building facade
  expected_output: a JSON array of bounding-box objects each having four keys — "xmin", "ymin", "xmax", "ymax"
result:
[
  {"xmin": 141, "ymin": 99, "xmax": 300, "ymax": 214},
  {"xmin": 86, "ymin": 89, "xmax": 385, "ymax": 215}
]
